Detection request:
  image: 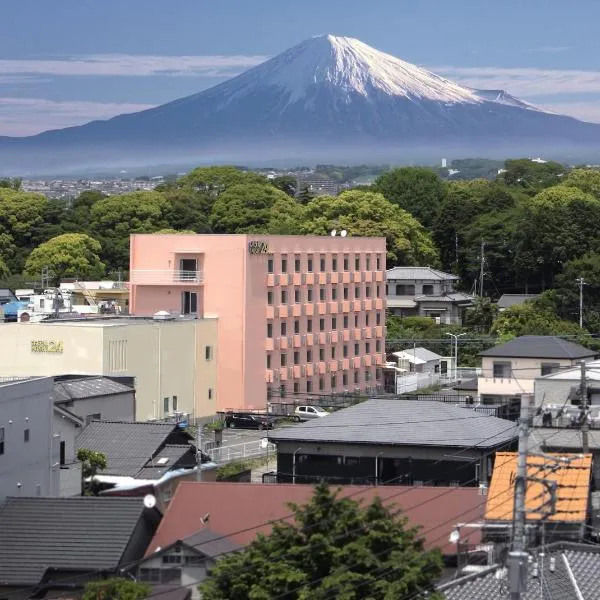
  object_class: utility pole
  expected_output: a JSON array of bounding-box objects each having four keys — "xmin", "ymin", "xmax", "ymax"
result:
[
  {"xmin": 508, "ymin": 393, "xmax": 531, "ymax": 600},
  {"xmin": 196, "ymin": 424, "xmax": 203, "ymax": 482},
  {"xmin": 455, "ymin": 231, "xmax": 459, "ymax": 272},
  {"xmin": 576, "ymin": 277, "xmax": 586, "ymax": 328},
  {"xmin": 478, "ymin": 240, "xmax": 486, "ymax": 297},
  {"xmin": 580, "ymin": 361, "xmax": 589, "ymax": 454}
]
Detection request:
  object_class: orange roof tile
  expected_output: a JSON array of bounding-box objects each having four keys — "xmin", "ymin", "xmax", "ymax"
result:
[{"xmin": 485, "ymin": 451, "xmax": 592, "ymax": 523}]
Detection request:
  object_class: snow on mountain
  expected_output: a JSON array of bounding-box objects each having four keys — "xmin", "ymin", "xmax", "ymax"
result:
[
  {"xmin": 212, "ymin": 34, "xmax": 483, "ymax": 106},
  {"xmin": 472, "ymin": 88, "xmax": 544, "ymax": 111}
]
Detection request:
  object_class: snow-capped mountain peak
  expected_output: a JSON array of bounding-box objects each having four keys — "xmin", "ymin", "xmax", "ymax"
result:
[{"xmin": 217, "ymin": 34, "xmax": 483, "ymax": 105}]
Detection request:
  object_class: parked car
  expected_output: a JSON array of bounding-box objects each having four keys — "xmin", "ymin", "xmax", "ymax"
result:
[
  {"xmin": 224, "ymin": 412, "xmax": 274, "ymax": 430},
  {"xmin": 294, "ymin": 405, "xmax": 329, "ymax": 421}
]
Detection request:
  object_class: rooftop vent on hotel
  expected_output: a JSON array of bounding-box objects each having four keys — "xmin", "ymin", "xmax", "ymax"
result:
[{"xmin": 153, "ymin": 311, "xmax": 176, "ymax": 321}]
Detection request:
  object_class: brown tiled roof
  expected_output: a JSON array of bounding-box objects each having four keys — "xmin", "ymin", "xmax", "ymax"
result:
[
  {"xmin": 485, "ymin": 452, "xmax": 592, "ymax": 523},
  {"xmin": 147, "ymin": 482, "xmax": 486, "ymax": 557}
]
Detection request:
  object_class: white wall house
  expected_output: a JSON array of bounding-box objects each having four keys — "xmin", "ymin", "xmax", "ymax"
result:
[{"xmin": 388, "ymin": 347, "xmax": 451, "ymax": 393}]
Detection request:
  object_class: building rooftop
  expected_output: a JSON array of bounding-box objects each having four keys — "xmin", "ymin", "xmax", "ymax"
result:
[
  {"xmin": 268, "ymin": 398, "xmax": 517, "ymax": 448},
  {"xmin": 480, "ymin": 336, "xmax": 596, "ymax": 360},
  {"xmin": 485, "ymin": 452, "xmax": 592, "ymax": 523},
  {"xmin": 27, "ymin": 315, "xmax": 207, "ymax": 327},
  {"xmin": 52, "ymin": 376, "xmax": 134, "ymax": 403},
  {"xmin": 392, "ymin": 347, "xmax": 443, "ymax": 364},
  {"xmin": 147, "ymin": 481, "xmax": 485, "ymax": 557},
  {"xmin": 530, "ymin": 427, "xmax": 600, "ymax": 451},
  {"xmin": 386, "ymin": 266, "xmax": 459, "ymax": 281},
  {"xmin": 496, "ymin": 293, "xmax": 540, "ymax": 309},
  {"xmin": 0, "ymin": 496, "xmax": 155, "ymax": 586}
]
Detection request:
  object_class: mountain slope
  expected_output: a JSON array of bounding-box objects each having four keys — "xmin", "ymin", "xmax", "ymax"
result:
[{"xmin": 1, "ymin": 35, "xmax": 599, "ymax": 173}]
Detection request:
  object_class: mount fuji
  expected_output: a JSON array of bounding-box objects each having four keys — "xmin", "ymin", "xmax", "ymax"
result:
[{"xmin": 2, "ymin": 34, "xmax": 600, "ymax": 173}]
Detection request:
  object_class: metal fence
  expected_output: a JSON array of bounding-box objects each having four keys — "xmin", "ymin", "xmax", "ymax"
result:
[{"xmin": 204, "ymin": 439, "xmax": 276, "ymax": 464}]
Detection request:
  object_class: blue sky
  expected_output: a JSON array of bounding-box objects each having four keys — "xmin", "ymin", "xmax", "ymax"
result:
[{"xmin": 1, "ymin": 0, "xmax": 600, "ymax": 135}]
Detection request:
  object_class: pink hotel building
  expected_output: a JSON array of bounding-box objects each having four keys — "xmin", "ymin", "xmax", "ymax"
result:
[{"xmin": 129, "ymin": 234, "xmax": 387, "ymax": 412}]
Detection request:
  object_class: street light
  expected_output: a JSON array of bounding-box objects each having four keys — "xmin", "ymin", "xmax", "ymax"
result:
[{"xmin": 445, "ymin": 333, "xmax": 467, "ymax": 380}]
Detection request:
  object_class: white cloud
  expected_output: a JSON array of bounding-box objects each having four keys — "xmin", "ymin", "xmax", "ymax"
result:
[
  {"xmin": 0, "ymin": 97, "xmax": 155, "ymax": 136},
  {"xmin": 527, "ymin": 46, "xmax": 572, "ymax": 53},
  {"xmin": 0, "ymin": 54, "xmax": 267, "ymax": 77},
  {"xmin": 432, "ymin": 65, "xmax": 600, "ymax": 97},
  {"xmin": 535, "ymin": 101, "xmax": 600, "ymax": 124}
]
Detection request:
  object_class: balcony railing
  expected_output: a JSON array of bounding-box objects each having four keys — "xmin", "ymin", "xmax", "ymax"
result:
[{"xmin": 130, "ymin": 269, "xmax": 204, "ymax": 285}]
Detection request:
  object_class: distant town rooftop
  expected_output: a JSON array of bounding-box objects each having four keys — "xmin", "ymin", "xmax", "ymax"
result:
[
  {"xmin": 386, "ymin": 266, "xmax": 459, "ymax": 281},
  {"xmin": 480, "ymin": 335, "xmax": 596, "ymax": 360}
]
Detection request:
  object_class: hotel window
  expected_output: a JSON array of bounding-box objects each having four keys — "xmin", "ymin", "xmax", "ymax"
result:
[
  {"xmin": 281, "ymin": 354, "xmax": 287, "ymax": 367},
  {"xmin": 343, "ymin": 255, "xmax": 349, "ymax": 270},
  {"xmin": 208, "ymin": 388, "xmax": 213, "ymax": 400},
  {"xmin": 267, "ymin": 291, "xmax": 273, "ymax": 305},
  {"xmin": 319, "ymin": 287, "xmax": 326, "ymax": 301},
  {"xmin": 366, "ymin": 255, "xmax": 371, "ymax": 270},
  {"xmin": 205, "ymin": 346, "xmax": 213, "ymax": 360},
  {"xmin": 332, "ymin": 287, "xmax": 338, "ymax": 300},
  {"xmin": 376, "ymin": 312, "xmax": 381, "ymax": 325},
  {"xmin": 376, "ymin": 254, "xmax": 381, "ymax": 270},
  {"xmin": 343, "ymin": 287, "xmax": 349, "ymax": 300},
  {"xmin": 366, "ymin": 286, "xmax": 371, "ymax": 298},
  {"xmin": 354, "ymin": 342, "xmax": 360, "ymax": 355},
  {"xmin": 332, "ymin": 256, "xmax": 338, "ymax": 271},
  {"xmin": 281, "ymin": 257, "xmax": 288, "ymax": 273},
  {"xmin": 331, "ymin": 346, "xmax": 336, "ymax": 359},
  {"xmin": 294, "ymin": 351, "xmax": 300, "ymax": 365},
  {"xmin": 354, "ymin": 371, "xmax": 359, "ymax": 384},
  {"xmin": 343, "ymin": 315, "xmax": 348, "ymax": 328},
  {"xmin": 281, "ymin": 322, "xmax": 287, "ymax": 335},
  {"xmin": 319, "ymin": 377, "xmax": 324, "ymax": 391},
  {"xmin": 294, "ymin": 288, "xmax": 300, "ymax": 303},
  {"xmin": 281, "ymin": 289, "xmax": 288, "ymax": 304},
  {"xmin": 267, "ymin": 323, "xmax": 273, "ymax": 337},
  {"xmin": 294, "ymin": 256, "xmax": 301, "ymax": 272},
  {"xmin": 355, "ymin": 255, "xmax": 360, "ymax": 270},
  {"xmin": 354, "ymin": 314, "xmax": 359, "ymax": 327},
  {"xmin": 343, "ymin": 344, "xmax": 348, "ymax": 358},
  {"xmin": 294, "ymin": 382, "xmax": 300, "ymax": 394},
  {"xmin": 163, "ymin": 397, "xmax": 169, "ymax": 413},
  {"xmin": 172, "ymin": 396, "xmax": 178, "ymax": 411},
  {"xmin": 307, "ymin": 380, "xmax": 313, "ymax": 393},
  {"xmin": 366, "ymin": 370, "xmax": 372, "ymax": 381},
  {"xmin": 354, "ymin": 286, "xmax": 360, "ymax": 299},
  {"xmin": 319, "ymin": 318, "xmax": 325, "ymax": 331},
  {"xmin": 307, "ymin": 349, "xmax": 313, "ymax": 362},
  {"xmin": 294, "ymin": 320, "xmax": 300, "ymax": 334},
  {"xmin": 343, "ymin": 371, "xmax": 348, "ymax": 386},
  {"xmin": 307, "ymin": 256, "xmax": 313, "ymax": 272},
  {"xmin": 376, "ymin": 340, "xmax": 381, "ymax": 352},
  {"xmin": 376, "ymin": 284, "xmax": 381, "ymax": 298},
  {"xmin": 320, "ymin": 255, "xmax": 326, "ymax": 271},
  {"xmin": 267, "ymin": 354, "xmax": 271, "ymax": 369},
  {"xmin": 319, "ymin": 348, "xmax": 325, "ymax": 361},
  {"xmin": 307, "ymin": 318, "xmax": 313, "ymax": 332},
  {"xmin": 366, "ymin": 342, "xmax": 371, "ymax": 353},
  {"xmin": 365, "ymin": 314, "xmax": 370, "ymax": 326},
  {"xmin": 307, "ymin": 288, "xmax": 313, "ymax": 301},
  {"xmin": 181, "ymin": 291, "xmax": 197, "ymax": 315},
  {"xmin": 267, "ymin": 258, "xmax": 274, "ymax": 273},
  {"xmin": 331, "ymin": 374, "xmax": 337, "ymax": 388},
  {"xmin": 332, "ymin": 316, "xmax": 337, "ymax": 329}
]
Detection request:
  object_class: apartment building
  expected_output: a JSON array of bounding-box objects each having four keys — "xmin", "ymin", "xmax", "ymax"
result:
[{"xmin": 129, "ymin": 234, "xmax": 387, "ymax": 411}]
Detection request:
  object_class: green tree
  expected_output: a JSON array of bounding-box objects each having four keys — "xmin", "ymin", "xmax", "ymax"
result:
[
  {"xmin": 179, "ymin": 166, "xmax": 267, "ymax": 196},
  {"xmin": 0, "ymin": 255, "xmax": 9, "ymax": 279},
  {"xmin": 64, "ymin": 190, "xmax": 107, "ymax": 232},
  {"xmin": 296, "ymin": 185, "xmax": 315, "ymax": 205},
  {"xmin": 161, "ymin": 187, "xmax": 212, "ymax": 233},
  {"xmin": 210, "ymin": 184, "xmax": 303, "ymax": 233},
  {"xmin": 563, "ymin": 168, "xmax": 600, "ymax": 199},
  {"xmin": 200, "ymin": 483, "xmax": 443, "ymax": 600},
  {"xmin": 77, "ymin": 448, "xmax": 107, "ymax": 496},
  {"xmin": 82, "ymin": 578, "xmax": 150, "ymax": 600},
  {"xmin": 301, "ymin": 190, "xmax": 439, "ymax": 267},
  {"xmin": 24, "ymin": 233, "xmax": 105, "ymax": 284},
  {"xmin": 374, "ymin": 167, "xmax": 447, "ymax": 227},
  {"xmin": 90, "ymin": 191, "xmax": 169, "ymax": 269},
  {"xmin": 0, "ymin": 177, "xmax": 22, "ymax": 191},
  {"xmin": 464, "ymin": 297, "xmax": 498, "ymax": 334},
  {"xmin": 271, "ymin": 175, "xmax": 298, "ymax": 197},
  {"xmin": 500, "ymin": 158, "xmax": 565, "ymax": 193}
]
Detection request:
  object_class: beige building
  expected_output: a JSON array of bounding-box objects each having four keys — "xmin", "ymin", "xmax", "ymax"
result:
[{"xmin": 0, "ymin": 315, "xmax": 218, "ymax": 420}]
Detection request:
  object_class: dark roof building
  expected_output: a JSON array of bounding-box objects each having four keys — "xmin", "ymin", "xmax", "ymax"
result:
[
  {"xmin": 479, "ymin": 336, "xmax": 596, "ymax": 360},
  {"xmin": 52, "ymin": 376, "xmax": 135, "ymax": 404},
  {"xmin": 0, "ymin": 496, "xmax": 161, "ymax": 587},
  {"xmin": 497, "ymin": 293, "xmax": 540, "ymax": 310}
]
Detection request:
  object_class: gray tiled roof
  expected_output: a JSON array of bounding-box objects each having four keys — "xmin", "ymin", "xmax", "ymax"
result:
[
  {"xmin": 480, "ymin": 336, "xmax": 596, "ymax": 359},
  {"xmin": 497, "ymin": 293, "xmax": 540, "ymax": 309},
  {"xmin": 530, "ymin": 427, "xmax": 600, "ymax": 451},
  {"xmin": 137, "ymin": 445, "xmax": 195, "ymax": 480},
  {"xmin": 386, "ymin": 266, "xmax": 459, "ymax": 281},
  {"xmin": 0, "ymin": 496, "xmax": 150, "ymax": 585},
  {"xmin": 76, "ymin": 420, "xmax": 179, "ymax": 477},
  {"xmin": 52, "ymin": 376, "xmax": 134, "ymax": 403},
  {"xmin": 414, "ymin": 292, "xmax": 475, "ymax": 303},
  {"xmin": 440, "ymin": 543, "xmax": 600, "ymax": 600},
  {"xmin": 268, "ymin": 399, "xmax": 517, "ymax": 448},
  {"xmin": 182, "ymin": 528, "xmax": 242, "ymax": 559}
]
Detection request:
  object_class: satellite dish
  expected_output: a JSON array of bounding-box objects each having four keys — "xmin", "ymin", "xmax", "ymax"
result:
[
  {"xmin": 260, "ymin": 437, "xmax": 269, "ymax": 449},
  {"xmin": 143, "ymin": 494, "xmax": 157, "ymax": 509},
  {"xmin": 330, "ymin": 230, "xmax": 337, "ymax": 237},
  {"xmin": 340, "ymin": 230, "xmax": 347, "ymax": 237}
]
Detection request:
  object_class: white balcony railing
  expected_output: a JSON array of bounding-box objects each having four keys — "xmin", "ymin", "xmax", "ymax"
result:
[{"xmin": 130, "ymin": 269, "xmax": 204, "ymax": 285}]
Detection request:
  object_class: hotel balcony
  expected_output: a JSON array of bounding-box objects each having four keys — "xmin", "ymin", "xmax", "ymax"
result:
[{"xmin": 130, "ymin": 269, "xmax": 203, "ymax": 285}]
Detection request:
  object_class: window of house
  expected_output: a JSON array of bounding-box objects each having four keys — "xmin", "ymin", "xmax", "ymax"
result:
[
  {"xmin": 294, "ymin": 288, "xmax": 300, "ymax": 303},
  {"xmin": 281, "ymin": 257, "xmax": 288, "ymax": 272},
  {"xmin": 294, "ymin": 256, "xmax": 301, "ymax": 272},
  {"xmin": 293, "ymin": 319, "xmax": 299, "ymax": 334},
  {"xmin": 355, "ymin": 256, "xmax": 360, "ymax": 270},
  {"xmin": 281, "ymin": 289, "xmax": 288, "ymax": 304},
  {"xmin": 181, "ymin": 291, "xmax": 198, "ymax": 315},
  {"xmin": 493, "ymin": 361, "xmax": 512, "ymax": 379},
  {"xmin": 161, "ymin": 569, "xmax": 182, "ymax": 585},
  {"xmin": 267, "ymin": 291, "xmax": 273, "ymax": 305},
  {"xmin": 376, "ymin": 284, "xmax": 381, "ymax": 298},
  {"xmin": 294, "ymin": 351, "xmax": 300, "ymax": 365},
  {"xmin": 24, "ymin": 429, "xmax": 30, "ymax": 443},
  {"xmin": 163, "ymin": 555, "xmax": 182, "ymax": 564},
  {"xmin": 332, "ymin": 287, "xmax": 338, "ymax": 300},
  {"xmin": 366, "ymin": 255, "xmax": 371, "ymax": 270},
  {"xmin": 343, "ymin": 287, "xmax": 349, "ymax": 300},
  {"xmin": 172, "ymin": 396, "xmax": 178, "ymax": 411},
  {"xmin": 343, "ymin": 315, "xmax": 348, "ymax": 328},
  {"xmin": 343, "ymin": 371, "xmax": 348, "ymax": 386},
  {"xmin": 320, "ymin": 256, "xmax": 326, "ymax": 271},
  {"xmin": 281, "ymin": 354, "xmax": 287, "ymax": 367},
  {"xmin": 376, "ymin": 340, "xmax": 381, "ymax": 352},
  {"xmin": 60, "ymin": 440, "xmax": 66, "ymax": 466},
  {"xmin": 376, "ymin": 254, "xmax": 381, "ymax": 270},
  {"xmin": 541, "ymin": 363, "xmax": 560, "ymax": 376},
  {"xmin": 86, "ymin": 413, "xmax": 101, "ymax": 426},
  {"xmin": 366, "ymin": 342, "xmax": 371, "ymax": 354},
  {"xmin": 281, "ymin": 322, "xmax": 287, "ymax": 335},
  {"xmin": 163, "ymin": 397, "xmax": 169, "ymax": 413},
  {"xmin": 267, "ymin": 258, "xmax": 274, "ymax": 273},
  {"xmin": 307, "ymin": 349, "xmax": 313, "ymax": 362},
  {"xmin": 343, "ymin": 344, "xmax": 348, "ymax": 358},
  {"xmin": 319, "ymin": 287, "xmax": 326, "ymax": 301},
  {"xmin": 366, "ymin": 370, "xmax": 371, "ymax": 381},
  {"xmin": 294, "ymin": 382, "xmax": 300, "ymax": 394},
  {"xmin": 354, "ymin": 314, "xmax": 359, "ymax": 327},
  {"xmin": 366, "ymin": 286, "xmax": 371, "ymax": 298},
  {"xmin": 319, "ymin": 318, "xmax": 325, "ymax": 331},
  {"xmin": 319, "ymin": 377, "xmax": 325, "ymax": 391},
  {"xmin": 139, "ymin": 569, "xmax": 161, "ymax": 583},
  {"xmin": 376, "ymin": 312, "xmax": 381, "ymax": 325},
  {"xmin": 208, "ymin": 388, "xmax": 213, "ymax": 400},
  {"xmin": 343, "ymin": 255, "xmax": 349, "ymax": 270},
  {"xmin": 205, "ymin": 345, "xmax": 213, "ymax": 360},
  {"xmin": 267, "ymin": 323, "xmax": 273, "ymax": 338},
  {"xmin": 422, "ymin": 284, "xmax": 434, "ymax": 295},
  {"xmin": 332, "ymin": 256, "xmax": 338, "ymax": 271},
  {"xmin": 365, "ymin": 314, "xmax": 370, "ymax": 326},
  {"xmin": 354, "ymin": 371, "xmax": 359, "ymax": 384},
  {"xmin": 307, "ymin": 319, "xmax": 312, "ymax": 332},
  {"xmin": 307, "ymin": 289, "xmax": 313, "ymax": 302},
  {"xmin": 354, "ymin": 286, "xmax": 360, "ymax": 299},
  {"xmin": 307, "ymin": 256, "xmax": 313, "ymax": 272},
  {"xmin": 332, "ymin": 316, "xmax": 337, "ymax": 329},
  {"xmin": 319, "ymin": 348, "xmax": 325, "ymax": 361},
  {"xmin": 395, "ymin": 284, "xmax": 415, "ymax": 295},
  {"xmin": 266, "ymin": 354, "xmax": 271, "ymax": 369},
  {"xmin": 307, "ymin": 380, "xmax": 313, "ymax": 393},
  {"xmin": 354, "ymin": 342, "xmax": 360, "ymax": 355},
  {"xmin": 331, "ymin": 374, "xmax": 337, "ymax": 388},
  {"xmin": 185, "ymin": 556, "xmax": 205, "ymax": 566}
]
